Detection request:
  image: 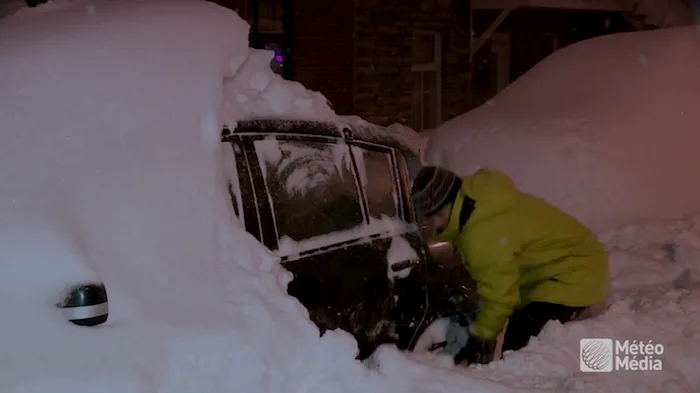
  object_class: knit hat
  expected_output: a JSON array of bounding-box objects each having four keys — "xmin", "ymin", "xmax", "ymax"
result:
[{"xmin": 411, "ymin": 166, "xmax": 462, "ymax": 217}]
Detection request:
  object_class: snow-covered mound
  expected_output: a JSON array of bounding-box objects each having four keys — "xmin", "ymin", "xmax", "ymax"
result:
[
  {"xmin": 386, "ymin": 123, "xmax": 426, "ymax": 156},
  {"xmin": 221, "ymin": 48, "xmax": 337, "ymax": 122},
  {"xmin": 425, "ymin": 26, "xmax": 700, "ymax": 232},
  {"xmin": 0, "ymin": 1, "xmax": 378, "ymax": 392},
  {"xmin": 0, "ymin": 0, "xmax": 25, "ymax": 18}
]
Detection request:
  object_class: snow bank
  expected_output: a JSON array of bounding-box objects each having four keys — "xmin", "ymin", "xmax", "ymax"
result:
[
  {"xmin": 386, "ymin": 123, "xmax": 428, "ymax": 157},
  {"xmin": 425, "ymin": 26, "xmax": 700, "ymax": 232},
  {"xmin": 221, "ymin": 48, "xmax": 337, "ymax": 123},
  {"xmin": 0, "ymin": 1, "xmax": 384, "ymax": 392}
]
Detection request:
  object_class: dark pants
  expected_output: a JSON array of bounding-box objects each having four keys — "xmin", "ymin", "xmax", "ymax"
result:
[{"xmin": 501, "ymin": 302, "xmax": 584, "ymax": 353}]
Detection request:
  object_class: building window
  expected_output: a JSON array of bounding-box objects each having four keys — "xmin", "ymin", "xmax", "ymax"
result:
[
  {"xmin": 237, "ymin": 0, "xmax": 286, "ymax": 77},
  {"xmin": 257, "ymin": 0, "xmax": 284, "ymax": 34},
  {"xmin": 257, "ymin": 0, "xmax": 285, "ymax": 77},
  {"xmin": 541, "ymin": 33, "xmax": 560, "ymax": 55},
  {"xmin": 210, "ymin": 0, "xmax": 288, "ymax": 77},
  {"xmin": 411, "ymin": 31, "xmax": 442, "ymax": 132},
  {"xmin": 234, "ymin": 0, "xmax": 284, "ymax": 33}
]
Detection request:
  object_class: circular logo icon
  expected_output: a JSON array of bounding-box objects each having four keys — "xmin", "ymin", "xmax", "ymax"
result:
[{"xmin": 581, "ymin": 340, "xmax": 611, "ymax": 371}]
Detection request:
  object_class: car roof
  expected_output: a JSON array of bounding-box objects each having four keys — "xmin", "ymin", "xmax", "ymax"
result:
[{"xmin": 222, "ymin": 119, "xmax": 418, "ymax": 159}]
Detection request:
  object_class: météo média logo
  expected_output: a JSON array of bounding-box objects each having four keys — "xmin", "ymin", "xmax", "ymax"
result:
[{"xmin": 580, "ymin": 338, "xmax": 664, "ymax": 372}]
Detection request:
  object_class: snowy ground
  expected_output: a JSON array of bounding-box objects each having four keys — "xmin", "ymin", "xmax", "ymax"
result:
[
  {"xmin": 371, "ymin": 216, "xmax": 700, "ymax": 393},
  {"xmin": 1, "ymin": 1, "xmax": 700, "ymax": 393}
]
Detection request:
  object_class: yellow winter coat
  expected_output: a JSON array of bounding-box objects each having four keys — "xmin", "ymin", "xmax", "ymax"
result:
[{"xmin": 433, "ymin": 169, "xmax": 609, "ymax": 342}]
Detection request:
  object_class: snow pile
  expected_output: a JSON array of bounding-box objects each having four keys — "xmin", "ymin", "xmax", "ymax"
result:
[
  {"xmin": 387, "ymin": 123, "xmax": 428, "ymax": 157},
  {"xmin": 0, "ymin": 1, "xmax": 383, "ymax": 392},
  {"xmin": 384, "ymin": 123, "xmax": 426, "ymax": 178},
  {"xmin": 425, "ymin": 27, "xmax": 700, "ymax": 232},
  {"xmin": 222, "ymin": 49, "xmax": 337, "ymax": 122},
  {"xmin": 0, "ymin": 0, "xmax": 25, "ymax": 18}
]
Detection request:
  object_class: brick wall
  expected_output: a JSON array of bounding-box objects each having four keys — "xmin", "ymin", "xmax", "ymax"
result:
[
  {"xmin": 291, "ymin": 0, "xmax": 355, "ymax": 115},
  {"xmin": 441, "ymin": 3, "xmax": 472, "ymax": 124},
  {"xmin": 502, "ymin": 9, "xmax": 633, "ymax": 80},
  {"xmin": 353, "ymin": 0, "xmax": 471, "ymax": 128}
]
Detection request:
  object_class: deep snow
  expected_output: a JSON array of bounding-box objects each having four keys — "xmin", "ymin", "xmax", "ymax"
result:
[
  {"xmin": 0, "ymin": 1, "xmax": 373, "ymax": 393},
  {"xmin": 2, "ymin": 1, "xmax": 700, "ymax": 393},
  {"xmin": 425, "ymin": 26, "xmax": 700, "ymax": 233}
]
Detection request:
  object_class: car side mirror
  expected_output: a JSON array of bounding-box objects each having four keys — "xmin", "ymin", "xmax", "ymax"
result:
[
  {"xmin": 57, "ymin": 283, "xmax": 109, "ymax": 326},
  {"xmin": 419, "ymin": 225, "xmax": 434, "ymax": 241}
]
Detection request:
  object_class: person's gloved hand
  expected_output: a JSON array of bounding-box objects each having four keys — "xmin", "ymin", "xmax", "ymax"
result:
[{"xmin": 454, "ymin": 336, "xmax": 494, "ymax": 365}]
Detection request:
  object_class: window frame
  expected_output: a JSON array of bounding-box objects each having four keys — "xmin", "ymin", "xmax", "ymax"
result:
[
  {"xmin": 243, "ymin": 133, "xmax": 367, "ymax": 252},
  {"xmin": 224, "ymin": 135, "xmax": 263, "ymax": 242},
  {"xmin": 395, "ymin": 150, "xmax": 416, "ymax": 224},
  {"xmin": 347, "ymin": 141, "xmax": 405, "ymax": 224},
  {"xmin": 235, "ymin": 0, "xmax": 285, "ymax": 34},
  {"xmin": 411, "ymin": 30, "xmax": 443, "ymax": 131},
  {"xmin": 241, "ymin": 133, "xmax": 411, "ymax": 255}
]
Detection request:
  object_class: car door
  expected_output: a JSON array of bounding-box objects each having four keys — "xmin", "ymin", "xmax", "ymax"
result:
[
  {"xmin": 345, "ymin": 141, "xmax": 433, "ymax": 352},
  {"xmin": 238, "ymin": 132, "xmax": 389, "ymax": 354},
  {"xmin": 349, "ymin": 139, "xmax": 478, "ymax": 353},
  {"xmin": 239, "ymin": 129, "xmax": 432, "ymax": 357}
]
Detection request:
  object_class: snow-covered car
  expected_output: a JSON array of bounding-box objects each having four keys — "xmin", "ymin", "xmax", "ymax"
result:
[
  {"xmin": 223, "ymin": 119, "xmax": 477, "ymax": 359},
  {"xmin": 1, "ymin": 3, "xmax": 481, "ymax": 391}
]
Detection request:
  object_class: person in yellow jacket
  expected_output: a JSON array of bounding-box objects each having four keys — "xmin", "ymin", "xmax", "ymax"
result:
[{"xmin": 411, "ymin": 166, "xmax": 610, "ymax": 365}]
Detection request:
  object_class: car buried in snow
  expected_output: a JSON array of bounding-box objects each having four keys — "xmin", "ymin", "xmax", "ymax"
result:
[{"xmin": 222, "ymin": 119, "xmax": 477, "ymax": 359}]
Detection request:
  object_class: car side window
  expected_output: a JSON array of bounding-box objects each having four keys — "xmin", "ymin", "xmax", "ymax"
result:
[
  {"xmin": 395, "ymin": 152, "xmax": 416, "ymax": 224},
  {"xmin": 350, "ymin": 145, "xmax": 400, "ymax": 220},
  {"xmin": 253, "ymin": 137, "xmax": 365, "ymax": 244},
  {"xmin": 223, "ymin": 139, "xmax": 242, "ymax": 219},
  {"xmin": 222, "ymin": 135, "xmax": 263, "ymax": 240}
]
